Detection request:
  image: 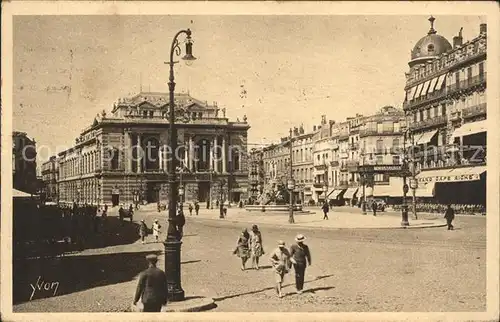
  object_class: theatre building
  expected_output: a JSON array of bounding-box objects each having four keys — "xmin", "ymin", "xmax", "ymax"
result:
[
  {"xmin": 403, "ymin": 17, "xmax": 487, "ymax": 206},
  {"xmin": 56, "ymin": 92, "xmax": 250, "ymax": 206}
]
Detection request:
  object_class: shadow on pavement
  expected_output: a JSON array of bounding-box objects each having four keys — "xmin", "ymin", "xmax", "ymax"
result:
[
  {"xmin": 13, "ymin": 250, "xmax": 161, "ymax": 304},
  {"xmin": 181, "ymin": 260, "xmax": 201, "ymax": 265},
  {"xmin": 14, "ymin": 218, "xmax": 141, "ymax": 260},
  {"xmin": 213, "ymin": 274, "xmax": 335, "ymax": 301}
]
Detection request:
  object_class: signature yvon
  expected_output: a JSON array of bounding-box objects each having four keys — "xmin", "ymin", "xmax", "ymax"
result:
[{"xmin": 30, "ymin": 276, "xmax": 59, "ymax": 301}]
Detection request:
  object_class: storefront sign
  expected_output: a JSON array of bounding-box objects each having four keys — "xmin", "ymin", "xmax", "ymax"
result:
[
  {"xmin": 373, "ymin": 165, "xmax": 400, "ymax": 172},
  {"xmin": 417, "ymin": 173, "xmax": 480, "ymax": 183}
]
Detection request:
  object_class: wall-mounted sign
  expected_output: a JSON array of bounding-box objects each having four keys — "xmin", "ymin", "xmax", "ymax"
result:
[{"xmin": 417, "ymin": 173, "xmax": 481, "ymax": 183}]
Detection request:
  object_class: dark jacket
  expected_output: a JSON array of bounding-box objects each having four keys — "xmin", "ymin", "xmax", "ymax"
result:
[
  {"xmin": 290, "ymin": 243, "xmax": 311, "ymax": 266},
  {"xmin": 322, "ymin": 203, "xmax": 329, "ymax": 213},
  {"xmin": 444, "ymin": 207, "xmax": 455, "ymax": 220},
  {"xmin": 134, "ymin": 266, "xmax": 168, "ymax": 305}
]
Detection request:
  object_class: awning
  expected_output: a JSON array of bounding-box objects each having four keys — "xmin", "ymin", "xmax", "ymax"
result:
[
  {"xmin": 409, "ymin": 86, "xmax": 417, "ymax": 100},
  {"xmin": 414, "ymin": 130, "xmax": 438, "ymax": 145},
  {"xmin": 372, "ymin": 184, "xmax": 404, "ymax": 197},
  {"xmin": 427, "ymin": 77, "xmax": 438, "ymax": 94},
  {"xmin": 451, "ymin": 120, "xmax": 487, "ymax": 138},
  {"xmin": 421, "ymin": 80, "xmax": 431, "ymax": 97},
  {"xmin": 416, "ymin": 166, "xmax": 485, "ymax": 183},
  {"xmin": 328, "ymin": 189, "xmax": 345, "ymax": 199},
  {"xmin": 414, "ymin": 83, "xmax": 424, "ymax": 99},
  {"xmin": 13, "ymin": 189, "xmax": 33, "ymax": 198},
  {"xmin": 435, "ymin": 74, "xmax": 446, "ymax": 91},
  {"xmin": 343, "ymin": 187, "xmax": 359, "ymax": 199}
]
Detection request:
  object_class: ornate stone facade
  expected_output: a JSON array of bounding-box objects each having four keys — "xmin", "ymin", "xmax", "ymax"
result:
[{"xmin": 55, "ymin": 92, "xmax": 250, "ymax": 206}]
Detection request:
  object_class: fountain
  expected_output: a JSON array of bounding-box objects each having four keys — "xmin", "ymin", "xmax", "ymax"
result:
[{"xmin": 245, "ymin": 182, "xmax": 303, "ymax": 213}]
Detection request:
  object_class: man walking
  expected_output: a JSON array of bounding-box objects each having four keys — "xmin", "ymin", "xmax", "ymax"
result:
[
  {"xmin": 270, "ymin": 240, "xmax": 291, "ymax": 298},
  {"xmin": 321, "ymin": 201, "xmax": 329, "ymax": 220},
  {"xmin": 290, "ymin": 234, "xmax": 311, "ymax": 295},
  {"xmin": 133, "ymin": 254, "xmax": 168, "ymax": 312},
  {"xmin": 444, "ymin": 204, "xmax": 455, "ymax": 230},
  {"xmin": 194, "ymin": 201, "xmax": 200, "ymax": 216},
  {"xmin": 371, "ymin": 200, "xmax": 377, "ymax": 217}
]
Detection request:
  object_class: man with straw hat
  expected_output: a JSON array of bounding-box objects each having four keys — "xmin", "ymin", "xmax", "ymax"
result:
[
  {"xmin": 290, "ymin": 234, "xmax": 312, "ymax": 294},
  {"xmin": 133, "ymin": 254, "xmax": 168, "ymax": 312},
  {"xmin": 270, "ymin": 240, "xmax": 291, "ymax": 298}
]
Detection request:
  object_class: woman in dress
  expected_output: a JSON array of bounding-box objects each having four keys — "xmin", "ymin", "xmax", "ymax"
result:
[
  {"xmin": 234, "ymin": 228, "xmax": 250, "ymax": 270},
  {"xmin": 250, "ymin": 224, "xmax": 264, "ymax": 270}
]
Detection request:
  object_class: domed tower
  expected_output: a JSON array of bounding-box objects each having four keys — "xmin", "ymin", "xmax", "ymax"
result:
[{"xmin": 409, "ymin": 16, "xmax": 452, "ymax": 68}]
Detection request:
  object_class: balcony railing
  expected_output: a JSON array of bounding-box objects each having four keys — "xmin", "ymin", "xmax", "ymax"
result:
[
  {"xmin": 410, "ymin": 115, "xmax": 447, "ymax": 130},
  {"xmin": 349, "ymin": 143, "xmax": 359, "ymax": 150},
  {"xmin": 330, "ymin": 160, "xmax": 339, "ymax": 167},
  {"xmin": 447, "ymin": 74, "xmax": 487, "ymax": 94},
  {"xmin": 462, "ymin": 103, "xmax": 486, "ymax": 119}
]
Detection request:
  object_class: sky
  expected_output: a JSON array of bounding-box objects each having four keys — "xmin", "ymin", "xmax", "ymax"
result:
[{"xmin": 12, "ymin": 15, "xmax": 485, "ymax": 163}]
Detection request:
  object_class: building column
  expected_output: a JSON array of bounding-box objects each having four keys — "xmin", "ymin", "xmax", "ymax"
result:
[
  {"xmin": 189, "ymin": 136, "xmax": 194, "ymax": 171},
  {"xmin": 125, "ymin": 131, "xmax": 132, "ymax": 172},
  {"xmin": 222, "ymin": 135, "xmax": 227, "ymax": 173},
  {"xmin": 184, "ymin": 143, "xmax": 189, "ymax": 169},
  {"xmin": 159, "ymin": 147, "xmax": 163, "ymax": 171},
  {"xmin": 214, "ymin": 136, "xmax": 219, "ymax": 173},
  {"xmin": 210, "ymin": 138, "xmax": 215, "ymax": 170},
  {"xmin": 137, "ymin": 133, "xmax": 142, "ymax": 173}
]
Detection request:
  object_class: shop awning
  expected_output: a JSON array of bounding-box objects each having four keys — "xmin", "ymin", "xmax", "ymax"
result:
[
  {"xmin": 421, "ymin": 80, "xmax": 431, "ymax": 97},
  {"xmin": 435, "ymin": 74, "xmax": 446, "ymax": 91},
  {"xmin": 451, "ymin": 120, "xmax": 487, "ymax": 138},
  {"xmin": 373, "ymin": 184, "xmax": 404, "ymax": 197},
  {"xmin": 416, "ymin": 166, "xmax": 485, "ymax": 183},
  {"xmin": 13, "ymin": 189, "xmax": 33, "ymax": 198},
  {"xmin": 328, "ymin": 189, "xmax": 345, "ymax": 199},
  {"xmin": 414, "ymin": 83, "xmax": 424, "ymax": 99},
  {"xmin": 414, "ymin": 130, "xmax": 438, "ymax": 145},
  {"xmin": 343, "ymin": 187, "xmax": 359, "ymax": 199},
  {"xmin": 427, "ymin": 77, "xmax": 438, "ymax": 94}
]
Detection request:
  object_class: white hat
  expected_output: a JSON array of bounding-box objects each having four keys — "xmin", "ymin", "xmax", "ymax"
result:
[{"xmin": 295, "ymin": 234, "xmax": 306, "ymax": 242}]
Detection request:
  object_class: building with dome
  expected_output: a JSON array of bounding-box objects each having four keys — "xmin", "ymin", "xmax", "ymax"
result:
[
  {"xmin": 403, "ymin": 17, "xmax": 487, "ymax": 207},
  {"xmin": 54, "ymin": 91, "xmax": 250, "ymax": 206}
]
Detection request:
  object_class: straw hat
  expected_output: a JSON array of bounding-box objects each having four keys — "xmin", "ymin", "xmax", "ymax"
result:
[
  {"xmin": 278, "ymin": 240, "xmax": 285, "ymax": 247},
  {"xmin": 295, "ymin": 234, "xmax": 306, "ymax": 242}
]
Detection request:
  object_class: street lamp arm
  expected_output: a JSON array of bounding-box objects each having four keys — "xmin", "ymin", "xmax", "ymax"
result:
[{"xmin": 169, "ymin": 29, "xmax": 192, "ymax": 67}]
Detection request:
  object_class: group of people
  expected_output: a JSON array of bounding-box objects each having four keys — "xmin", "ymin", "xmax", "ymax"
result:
[
  {"xmin": 138, "ymin": 203, "xmax": 186, "ymax": 244},
  {"xmin": 233, "ymin": 226, "xmax": 312, "ymax": 298},
  {"xmin": 409, "ymin": 203, "xmax": 485, "ymax": 215}
]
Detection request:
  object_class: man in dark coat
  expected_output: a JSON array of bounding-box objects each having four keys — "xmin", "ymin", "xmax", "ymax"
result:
[
  {"xmin": 321, "ymin": 202, "xmax": 329, "ymax": 220},
  {"xmin": 371, "ymin": 200, "xmax": 377, "ymax": 217},
  {"xmin": 194, "ymin": 202, "xmax": 200, "ymax": 216},
  {"xmin": 444, "ymin": 204, "xmax": 455, "ymax": 230},
  {"xmin": 133, "ymin": 254, "xmax": 168, "ymax": 312},
  {"xmin": 289, "ymin": 234, "xmax": 311, "ymax": 294}
]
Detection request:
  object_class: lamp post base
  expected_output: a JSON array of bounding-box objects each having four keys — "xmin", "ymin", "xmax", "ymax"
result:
[
  {"xmin": 401, "ymin": 205, "xmax": 410, "ymax": 227},
  {"xmin": 163, "ymin": 239, "xmax": 185, "ymax": 302}
]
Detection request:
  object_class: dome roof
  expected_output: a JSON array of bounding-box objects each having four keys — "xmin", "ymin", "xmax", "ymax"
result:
[{"xmin": 410, "ymin": 16, "xmax": 452, "ymax": 64}]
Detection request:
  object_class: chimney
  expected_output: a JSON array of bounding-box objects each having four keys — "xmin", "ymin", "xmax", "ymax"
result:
[
  {"xmin": 453, "ymin": 27, "xmax": 463, "ymax": 48},
  {"xmin": 480, "ymin": 23, "xmax": 487, "ymax": 34},
  {"xmin": 313, "ymin": 125, "xmax": 317, "ymax": 131}
]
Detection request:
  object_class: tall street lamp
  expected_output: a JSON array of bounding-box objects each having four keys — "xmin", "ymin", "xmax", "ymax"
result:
[
  {"xmin": 288, "ymin": 128, "xmax": 295, "ymax": 224},
  {"xmin": 164, "ymin": 28, "xmax": 196, "ymax": 302},
  {"xmin": 401, "ymin": 131, "xmax": 410, "ymax": 227}
]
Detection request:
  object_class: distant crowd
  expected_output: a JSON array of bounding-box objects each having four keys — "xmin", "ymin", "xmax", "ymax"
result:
[{"xmin": 392, "ymin": 203, "xmax": 486, "ymax": 215}]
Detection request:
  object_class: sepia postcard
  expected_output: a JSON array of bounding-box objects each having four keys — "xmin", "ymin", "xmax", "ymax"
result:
[{"xmin": 1, "ymin": 1, "xmax": 499, "ymax": 321}]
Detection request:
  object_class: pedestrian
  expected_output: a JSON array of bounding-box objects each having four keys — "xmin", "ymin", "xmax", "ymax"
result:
[
  {"xmin": 270, "ymin": 240, "xmax": 291, "ymax": 298},
  {"xmin": 139, "ymin": 220, "xmax": 148, "ymax": 244},
  {"xmin": 188, "ymin": 203, "xmax": 193, "ymax": 216},
  {"xmin": 223, "ymin": 203, "xmax": 228, "ymax": 217},
  {"xmin": 321, "ymin": 201, "xmax": 329, "ymax": 220},
  {"xmin": 290, "ymin": 234, "xmax": 311, "ymax": 294},
  {"xmin": 219, "ymin": 202, "xmax": 225, "ymax": 219},
  {"xmin": 372, "ymin": 200, "xmax": 377, "ymax": 217},
  {"xmin": 194, "ymin": 202, "xmax": 200, "ymax": 216},
  {"xmin": 176, "ymin": 206, "xmax": 185, "ymax": 239},
  {"xmin": 233, "ymin": 228, "xmax": 250, "ymax": 270},
  {"xmin": 444, "ymin": 204, "xmax": 455, "ymax": 230},
  {"xmin": 133, "ymin": 254, "xmax": 168, "ymax": 312},
  {"xmin": 152, "ymin": 219, "xmax": 161, "ymax": 243},
  {"xmin": 250, "ymin": 224, "xmax": 264, "ymax": 270}
]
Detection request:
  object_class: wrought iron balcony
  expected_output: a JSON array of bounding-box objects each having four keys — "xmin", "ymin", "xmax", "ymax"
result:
[
  {"xmin": 462, "ymin": 103, "xmax": 486, "ymax": 119},
  {"xmin": 409, "ymin": 115, "xmax": 447, "ymax": 130},
  {"xmin": 447, "ymin": 74, "xmax": 487, "ymax": 95},
  {"xmin": 403, "ymin": 88, "xmax": 447, "ymax": 110}
]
